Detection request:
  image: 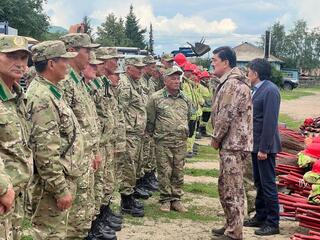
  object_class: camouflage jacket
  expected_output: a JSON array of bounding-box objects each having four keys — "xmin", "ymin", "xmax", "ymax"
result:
[
  {"xmin": 87, "ymin": 77, "xmax": 116, "ymax": 146},
  {"xmin": 58, "ymin": 67, "xmax": 100, "ymax": 154},
  {"xmin": 0, "ymin": 77, "xmax": 33, "ymax": 195},
  {"xmin": 211, "ymin": 67, "xmax": 253, "ymax": 151},
  {"xmin": 141, "ymin": 74, "xmax": 156, "ymax": 97},
  {"xmin": 110, "ymin": 85, "xmax": 126, "ymax": 153},
  {"xmin": 119, "ymin": 75, "xmax": 147, "ymax": 136},
  {"xmin": 27, "ymin": 75, "xmax": 85, "ymax": 198},
  {"xmin": 146, "ymin": 88, "xmax": 191, "ymax": 146}
]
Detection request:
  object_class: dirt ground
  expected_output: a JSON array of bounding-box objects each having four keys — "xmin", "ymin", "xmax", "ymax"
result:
[
  {"xmin": 115, "ymin": 93, "xmax": 320, "ymax": 240},
  {"xmin": 280, "ymin": 90, "xmax": 320, "ymax": 120}
]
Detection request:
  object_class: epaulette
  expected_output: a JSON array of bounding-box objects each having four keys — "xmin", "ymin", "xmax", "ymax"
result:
[
  {"xmin": 92, "ymin": 79, "xmax": 102, "ymax": 89},
  {"xmin": 70, "ymin": 70, "xmax": 80, "ymax": 84},
  {"xmin": 0, "ymin": 84, "xmax": 8, "ymax": 101},
  {"xmin": 49, "ymin": 85, "xmax": 62, "ymax": 100},
  {"xmin": 162, "ymin": 89, "xmax": 168, "ymax": 98}
]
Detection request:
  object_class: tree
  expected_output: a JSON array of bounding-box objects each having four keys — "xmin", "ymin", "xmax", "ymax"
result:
[
  {"xmin": 0, "ymin": 0, "xmax": 49, "ymax": 39},
  {"xmin": 96, "ymin": 13, "xmax": 130, "ymax": 46},
  {"xmin": 82, "ymin": 16, "xmax": 93, "ymax": 39},
  {"xmin": 148, "ymin": 23, "xmax": 154, "ymax": 55},
  {"xmin": 260, "ymin": 20, "xmax": 320, "ymax": 71},
  {"xmin": 125, "ymin": 5, "xmax": 147, "ymax": 49}
]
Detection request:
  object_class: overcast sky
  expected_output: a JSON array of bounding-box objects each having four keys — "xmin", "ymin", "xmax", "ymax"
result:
[{"xmin": 44, "ymin": 0, "xmax": 320, "ymax": 54}]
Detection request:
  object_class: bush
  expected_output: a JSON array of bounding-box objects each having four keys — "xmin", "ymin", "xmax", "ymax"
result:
[{"xmin": 270, "ymin": 67, "xmax": 283, "ymax": 87}]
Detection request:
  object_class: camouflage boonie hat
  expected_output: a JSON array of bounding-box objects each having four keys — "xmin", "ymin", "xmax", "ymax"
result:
[
  {"xmin": 143, "ymin": 55, "xmax": 157, "ymax": 65},
  {"xmin": 0, "ymin": 35, "xmax": 30, "ymax": 54},
  {"xmin": 60, "ymin": 33, "xmax": 100, "ymax": 49},
  {"xmin": 164, "ymin": 66, "xmax": 183, "ymax": 77},
  {"xmin": 89, "ymin": 51, "xmax": 103, "ymax": 65},
  {"xmin": 95, "ymin": 47, "xmax": 124, "ymax": 60},
  {"xmin": 125, "ymin": 57, "xmax": 146, "ymax": 67},
  {"xmin": 31, "ymin": 40, "xmax": 78, "ymax": 62},
  {"xmin": 161, "ymin": 53, "xmax": 174, "ymax": 62}
]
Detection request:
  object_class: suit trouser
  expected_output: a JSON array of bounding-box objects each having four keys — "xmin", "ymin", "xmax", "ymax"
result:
[
  {"xmin": 252, "ymin": 153, "xmax": 280, "ymax": 227},
  {"xmin": 218, "ymin": 149, "xmax": 248, "ymax": 240}
]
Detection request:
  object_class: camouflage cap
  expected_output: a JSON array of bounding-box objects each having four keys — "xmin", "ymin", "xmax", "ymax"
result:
[
  {"xmin": 89, "ymin": 51, "xmax": 103, "ymax": 65},
  {"xmin": 59, "ymin": 33, "xmax": 100, "ymax": 49},
  {"xmin": 0, "ymin": 35, "xmax": 30, "ymax": 54},
  {"xmin": 31, "ymin": 40, "xmax": 78, "ymax": 62},
  {"xmin": 164, "ymin": 66, "xmax": 183, "ymax": 77},
  {"xmin": 143, "ymin": 55, "xmax": 157, "ymax": 65},
  {"xmin": 161, "ymin": 53, "xmax": 174, "ymax": 62},
  {"xmin": 95, "ymin": 47, "xmax": 124, "ymax": 60},
  {"xmin": 125, "ymin": 57, "xmax": 146, "ymax": 67}
]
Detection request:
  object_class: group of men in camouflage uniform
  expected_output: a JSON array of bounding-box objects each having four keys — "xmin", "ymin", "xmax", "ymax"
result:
[{"xmin": 0, "ymin": 32, "xmax": 205, "ymax": 240}]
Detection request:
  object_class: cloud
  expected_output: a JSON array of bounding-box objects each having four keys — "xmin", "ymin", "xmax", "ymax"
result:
[{"xmin": 293, "ymin": 0, "xmax": 320, "ymax": 28}]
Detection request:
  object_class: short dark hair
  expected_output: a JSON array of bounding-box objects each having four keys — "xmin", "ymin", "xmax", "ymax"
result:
[
  {"xmin": 248, "ymin": 58, "xmax": 271, "ymax": 80},
  {"xmin": 34, "ymin": 58, "xmax": 60, "ymax": 73},
  {"xmin": 212, "ymin": 46, "xmax": 237, "ymax": 68}
]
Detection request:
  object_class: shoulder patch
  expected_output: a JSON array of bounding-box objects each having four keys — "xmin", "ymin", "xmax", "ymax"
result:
[
  {"xmin": 49, "ymin": 85, "xmax": 62, "ymax": 100},
  {"xmin": 70, "ymin": 70, "xmax": 80, "ymax": 84},
  {"xmin": 0, "ymin": 84, "xmax": 8, "ymax": 101}
]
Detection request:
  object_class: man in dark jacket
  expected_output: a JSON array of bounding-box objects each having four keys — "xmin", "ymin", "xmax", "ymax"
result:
[{"xmin": 244, "ymin": 58, "xmax": 281, "ymax": 236}]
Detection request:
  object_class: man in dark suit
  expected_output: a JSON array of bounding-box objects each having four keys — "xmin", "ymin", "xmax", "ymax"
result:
[{"xmin": 244, "ymin": 58, "xmax": 281, "ymax": 236}]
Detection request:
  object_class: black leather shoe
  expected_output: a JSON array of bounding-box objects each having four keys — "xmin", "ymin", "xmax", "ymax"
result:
[
  {"xmin": 211, "ymin": 227, "xmax": 226, "ymax": 236},
  {"xmin": 133, "ymin": 186, "xmax": 150, "ymax": 199},
  {"xmin": 243, "ymin": 216, "xmax": 265, "ymax": 227},
  {"xmin": 254, "ymin": 225, "xmax": 280, "ymax": 236}
]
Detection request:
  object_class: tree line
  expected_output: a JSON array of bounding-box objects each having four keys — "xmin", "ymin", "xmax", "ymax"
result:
[{"xmin": 0, "ymin": 1, "xmax": 153, "ymax": 52}]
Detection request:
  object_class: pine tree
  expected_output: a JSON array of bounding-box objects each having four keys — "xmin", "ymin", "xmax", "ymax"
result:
[
  {"xmin": 125, "ymin": 5, "xmax": 147, "ymax": 49},
  {"xmin": 149, "ymin": 23, "xmax": 154, "ymax": 55},
  {"xmin": 82, "ymin": 16, "xmax": 93, "ymax": 39},
  {"xmin": 96, "ymin": 13, "xmax": 129, "ymax": 46}
]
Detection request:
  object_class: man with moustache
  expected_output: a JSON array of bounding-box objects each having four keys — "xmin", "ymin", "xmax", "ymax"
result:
[{"xmin": 0, "ymin": 35, "xmax": 33, "ymax": 240}]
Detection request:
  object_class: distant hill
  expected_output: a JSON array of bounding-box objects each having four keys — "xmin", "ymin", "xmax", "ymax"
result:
[{"xmin": 48, "ymin": 26, "xmax": 68, "ymax": 34}]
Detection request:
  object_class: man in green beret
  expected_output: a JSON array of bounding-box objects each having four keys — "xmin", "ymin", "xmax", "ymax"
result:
[
  {"xmin": 146, "ymin": 67, "xmax": 190, "ymax": 213},
  {"xmin": 26, "ymin": 40, "xmax": 87, "ymax": 239},
  {"xmin": 0, "ymin": 35, "xmax": 33, "ymax": 240}
]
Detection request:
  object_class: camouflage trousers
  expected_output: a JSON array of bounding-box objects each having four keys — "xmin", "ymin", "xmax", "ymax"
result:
[
  {"xmin": 137, "ymin": 135, "xmax": 157, "ymax": 179},
  {"xmin": 66, "ymin": 152, "xmax": 95, "ymax": 239},
  {"xmin": 31, "ymin": 177, "xmax": 77, "ymax": 240},
  {"xmin": 94, "ymin": 143, "xmax": 115, "ymax": 212},
  {"xmin": 119, "ymin": 135, "xmax": 141, "ymax": 195},
  {"xmin": 218, "ymin": 149, "xmax": 249, "ymax": 240},
  {"xmin": 155, "ymin": 143, "xmax": 186, "ymax": 203},
  {"xmin": 243, "ymin": 155, "xmax": 256, "ymax": 217},
  {"xmin": 0, "ymin": 191, "xmax": 32, "ymax": 240}
]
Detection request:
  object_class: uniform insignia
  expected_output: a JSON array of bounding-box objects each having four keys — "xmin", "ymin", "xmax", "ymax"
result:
[
  {"xmin": 93, "ymin": 79, "xmax": 101, "ymax": 89},
  {"xmin": 70, "ymin": 70, "xmax": 80, "ymax": 84},
  {"xmin": 49, "ymin": 85, "xmax": 62, "ymax": 100},
  {"xmin": 0, "ymin": 84, "xmax": 8, "ymax": 101},
  {"xmin": 13, "ymin": 36, "xmax": 25, "ymax": 47}
]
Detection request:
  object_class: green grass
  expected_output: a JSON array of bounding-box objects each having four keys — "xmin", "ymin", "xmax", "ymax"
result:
[
  {"xmin": 184, "ymin": 168, "xmax": 219, "ymax": 178},
  {"xmin": 279, "ymin": 113, "xmax": 302, "ymax": 130},
  {"xmin": 183, "ymin": 183, "xmax": 219, "ymax": 198},
  {"xmin": 187, "ymin": 145, "xmax": 219, "ymax": 162},
  {"xmin": 280, "ymin": 88, "xmax": 316, "ymax": 100},
  {"xmin": 144, "ymin": 203, "xmax": 219, "ymax": 222}
]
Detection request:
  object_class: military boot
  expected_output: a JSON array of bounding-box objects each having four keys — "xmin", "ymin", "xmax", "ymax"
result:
[
  {"xmin": 100, "ymin": 204, "xmax": 123, "ymax": 223},
  {"xmin": 89, "ymin": 218, "xmax": 117, "ymax": 240},
  {"xmin": 133, "ymin": 184, "xmax": 150, "ymax": 199},
  {"xmin": 141, "ymin": 172, "xmax": 158, "ymax": 192},
  {"xmin": 121, "ymin": 194, "xmax": 144, "ymax": 217}
]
